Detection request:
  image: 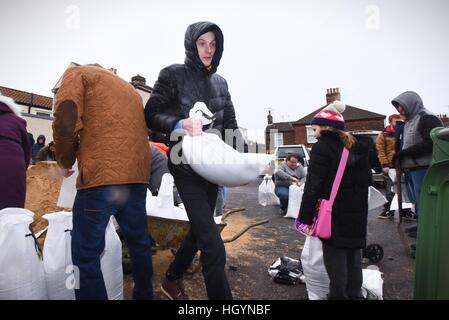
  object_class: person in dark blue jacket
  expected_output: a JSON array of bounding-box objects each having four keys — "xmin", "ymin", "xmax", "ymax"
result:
[{"xmin": 31, "ymin": 134, "xmax": 45, "ymax": 164}]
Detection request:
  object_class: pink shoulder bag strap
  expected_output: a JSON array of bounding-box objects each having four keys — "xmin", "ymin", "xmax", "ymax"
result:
[{"xmin": 328, "ymin": 147, "xmax": 350, "ymax": 205}]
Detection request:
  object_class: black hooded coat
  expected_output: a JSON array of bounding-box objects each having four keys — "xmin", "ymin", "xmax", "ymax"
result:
[
  {"xmin": 298, "ymin": 131, "xmax": 373, "ymax": 249},
  {"xmin": 145, "ymin": 21, "xmax": 245, "ymax": 152}
]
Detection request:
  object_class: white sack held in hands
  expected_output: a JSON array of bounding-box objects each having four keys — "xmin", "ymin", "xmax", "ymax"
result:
[
  {"xmin": 181, "ymin": 102, "xmax": 273, "ymax": 187},
  {"xmin": 0, "ymin": 208, "xmax": 48, "ymax": 300},
  {"xmin": 57, "ymin": 161, "xmax": 78, "ymax": 209}
]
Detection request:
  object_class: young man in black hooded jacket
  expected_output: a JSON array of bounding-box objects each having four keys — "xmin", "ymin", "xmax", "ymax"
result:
[{"xmin": 145, "ymin": 21, "xmax": 247, "ymax": 300}]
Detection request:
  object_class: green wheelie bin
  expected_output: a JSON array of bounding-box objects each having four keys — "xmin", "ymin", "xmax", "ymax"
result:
[{"xmin": 414, "ymin": 127, "xmax": 449, "ymax": 299}]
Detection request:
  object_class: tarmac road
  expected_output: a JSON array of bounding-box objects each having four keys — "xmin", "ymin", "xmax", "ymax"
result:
[
  {"xmin": 125, "ymin": 177, "xmax": 416, "ymax": 300},
  {"xmin": 221, "ymin": 178, "xmax": 416, "ymax": 300}
]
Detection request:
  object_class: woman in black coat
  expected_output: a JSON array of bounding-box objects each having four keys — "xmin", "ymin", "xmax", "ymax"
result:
[
  {"xmin": 145, "ymin": 21, "xmax": 246, "ymax": 300},
  {"xmin": 298, "ymin": 101, "xmax": 372, "ymax": 299},
  {"xmin": 0, "ymin": 95, "xmax": 30, "ymax": 209}
]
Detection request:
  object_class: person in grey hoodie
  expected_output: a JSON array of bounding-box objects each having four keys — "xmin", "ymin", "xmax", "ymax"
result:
[
  {"xmin": 274, "ymin": 153, "xmax": 307, "ymax": 214},
  {"xmin": 391, "ymin": 91, "xmax": 442, "ymax": 223}
]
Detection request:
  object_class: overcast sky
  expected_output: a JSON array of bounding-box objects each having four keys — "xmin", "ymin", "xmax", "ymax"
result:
[{"xmin": 1, "ymin": 0, "xmax": 448, "ymax": 142}]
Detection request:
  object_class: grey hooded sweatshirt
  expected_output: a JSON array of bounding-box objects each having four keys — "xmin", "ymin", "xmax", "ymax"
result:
[{"xmin": 392, "ymin": 91, "xmax": 442, "ymax": 169}]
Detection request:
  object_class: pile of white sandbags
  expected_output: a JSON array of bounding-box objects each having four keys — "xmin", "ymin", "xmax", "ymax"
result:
[
  {"xmin": 0, "ymin": 208, "xmax": 123, "ymax": 300},
  {"xmin": 146, "ymin": 173, "xmax": 222, "ymax": 224}
]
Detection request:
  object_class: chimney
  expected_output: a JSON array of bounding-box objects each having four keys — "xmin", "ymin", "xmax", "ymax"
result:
[
  {"xmin": 267, "ymin": 110, "xmax": 273, "ymax": 124},
  {"xmin": 326, "ymin": 88, "xmax": 341, "ymax": 105},
  {"xmin": 131, "ymin": 74, "xmax": 146, "ymax": 85}
]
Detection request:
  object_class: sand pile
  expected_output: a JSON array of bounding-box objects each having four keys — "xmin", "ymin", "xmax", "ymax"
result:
[{"xmin": 25, "ymin": 161, "xmax": 65, "ymax": 244}]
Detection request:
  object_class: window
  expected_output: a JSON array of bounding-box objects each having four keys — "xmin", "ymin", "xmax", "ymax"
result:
[
  {"xmin": 36, "ymin": 112, "xmax": 51, "ymax": 118},
  {"xmin": 273, "ymin": 132, "xmax": 284, "ymax": 148},
  {"xmin": 306, "ymin": 126, "xmax": 317, "ymax": 144}
]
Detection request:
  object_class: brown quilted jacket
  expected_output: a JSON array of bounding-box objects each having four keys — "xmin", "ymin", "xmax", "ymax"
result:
[
  {"xmin": 375, "ymin": 128, "xmax": 396, "ymax": 168},
  {"xmin": 52, "ymin": 65, "xmax": 151, "ymax": 190}
]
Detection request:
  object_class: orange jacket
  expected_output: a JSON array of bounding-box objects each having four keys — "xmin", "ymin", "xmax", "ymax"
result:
[
  {"xmin": 53, "ymin": 65, "xmax": 151, "ymax": 190},
  {"xmin": 149, "ymin": 141, "xmax": 168, "ymax": 156},
  {"xmin": 375, "ymin": 127, "xmax": 396, "ymax": 168}
]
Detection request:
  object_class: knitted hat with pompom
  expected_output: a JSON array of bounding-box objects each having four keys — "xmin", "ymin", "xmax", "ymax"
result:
[{"xmin": 310, "ymin": 100, "xmax": 346, "ymax": 130}]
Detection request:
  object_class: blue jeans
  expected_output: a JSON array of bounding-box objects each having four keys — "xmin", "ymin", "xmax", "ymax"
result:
[
  {"xmin": 404, "ymin": 167, "xmax": 428, "ymax": 220},
  {"xmin": 72, "ymin": 184, "xmax": 153, "ymax": 300},
  {"xmin": 274, "ymin": 185, "xmax": 289, "ymax": 210}
]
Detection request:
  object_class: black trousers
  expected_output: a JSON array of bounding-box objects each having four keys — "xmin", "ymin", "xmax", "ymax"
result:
[
  {"xmin": 166, "ymin": 162, "xmax": 233, "ymax": 300},
  {"xmin": 322, "ymin": 242, "xmax": 363, "ymax": 300}
]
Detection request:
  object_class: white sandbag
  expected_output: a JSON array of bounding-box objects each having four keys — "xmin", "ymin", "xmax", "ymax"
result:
[
  {"xmin": 284, "ymin": 184, "xmax": 303, "ymax": 219},
  {"xmin": 42, "ymin": 212, "xmax": 122, "ymax": 300},
  {"xmin": 146, "ymin": 189, "xmax": 222, "ymax": 224},
  {"xmin": 368, "ymin": 186, "xmax": 387, "ymax": 211},
  {"xmin": 389, "ymin": 193, "xmax": 413, "ymax": 210},
  {"xmin": 183, "ymin": 133, "xmax": 273, "ymax": 187},
  {"xmin": 301, "ymin": 237, "xmax": 384, "ymax": 300},
  {"xmin": 181, "ymin": 102, "xmax": 273, "ymax": 187},
  {"xmin": 42, "ymin": 211, "xmax": 75, "ymax": 300},
  {"xmin": 362, "ymin": 268, "xmax": 383, "ymax": 300},
  {"xmin": 57, "ymin": 161, "xmax": 78, "ymax": 209},
  {"xmin": 146, "ymin": 173, "xmax": 189, "ymax": 221},
  {"xmin": 300, "ymin": 236, "xmax": 329, "ymax": 300},
  {"xmin": 258, "ymin": 175, "xmax": 280, "ymax": 207},
  {"xmin": 146, "ymin": 174, "xmax": 222, "ymax": 224},
  {"xmin": 388, "ymin": 168, "xmax": 396, "ymax": 184},
  {"xmin": 0, "ymin": 208, "xmax": 48, "ymax": 300},
  {"xmin": 157, "ymin": 173, "xmax": 175, "ymax": 209},
  {"xmin": 101, "ymin": 219, "xmax": 123, "ymax": 300}
]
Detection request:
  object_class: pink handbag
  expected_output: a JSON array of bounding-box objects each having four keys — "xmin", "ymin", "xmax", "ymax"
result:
[{"xmin": 294, "ymin": 147, "xmax": 349, "ymax": 239}]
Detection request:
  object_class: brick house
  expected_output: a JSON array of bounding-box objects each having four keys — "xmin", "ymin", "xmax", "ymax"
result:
[
  {"xmin": 0, "ymin": 85, "xmax": 54, "ymax": 140},
  {"xmin": 1, "ymin": 63, "xmax": 156, "ymax": 142},
  {"xmin": 265, "ymin": 88, "xmax": 386, "ymax": 151},
  {"xmin": 265, "ymin": 110, "xmax": 296, "ymax": 153}
]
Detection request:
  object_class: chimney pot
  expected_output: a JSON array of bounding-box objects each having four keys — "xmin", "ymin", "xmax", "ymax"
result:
[
  {"xmin": 132, "ymin": 74, "xmax": 146, "ymax": 85},
  {"xmin": 267, "ymin": 110, "xmax": 273, "ymax": 124}
]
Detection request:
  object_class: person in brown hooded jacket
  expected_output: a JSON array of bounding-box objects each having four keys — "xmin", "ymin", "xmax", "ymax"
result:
[{"xmin": 53, "ymin": 64, "xmax": 153, "ymax": 300}]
